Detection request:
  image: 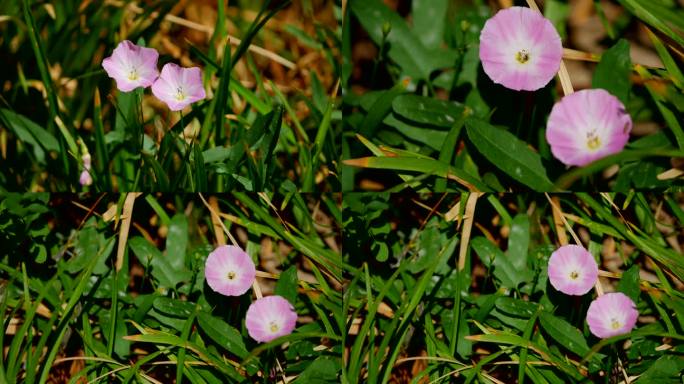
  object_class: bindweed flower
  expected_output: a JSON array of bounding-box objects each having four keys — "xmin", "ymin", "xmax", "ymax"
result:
[
  {"xmin": 151, "ymin": 63, "xmax": 206, "ymax": 111},
  {"xmin": 204, "ymin": 245, "xmax": 256, "ymax": 296},
  {"xmin": 245, "ymin": 295, "xmax": 297, "ymax": 343},
  {"xmin": 546, "ymin": 89, "xmax": 632, "ymax": 166},
  {"xmin": 479, "ymin": 6, "xmax": 563, "ymax": 91},
  {"xmin": 547, "ymin": 245, "xmax": 598, "ymax": 295},
  {"xmin": 102, "ymin": 40, "xmax": 159, "ymax": 92},
  {"xmin": 79, "ymin": 170, "xmax": 92, "ymax": 186},
  {"xmin": 586, "ymin": 292, "xmax": 638, "ymax": 338}
]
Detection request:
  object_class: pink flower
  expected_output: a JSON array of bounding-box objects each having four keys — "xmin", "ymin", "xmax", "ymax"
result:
[
  {"xmin": 204, "ymin": 245, "xmax": 256, "ymax": 296},
  {"xmin": 546, "ymin": 89, "xmax": 632, "ymax": 166},
  {"xmin": 547, "ymin": 245, "xmax": 598, "ymax": 296},
  {"xmin": 102, "ymin": 40, "xmax": 159, "ymax": 92},
  {"xmin": 479, "ymin": 6, "xmax": 563, "ymax": 91},
  {"xmin": 586, "ymin": 292, "xmax": 638, "ymax": 338},
  {"xmin": 151, "ymin": 63, "xmax": 206, "ymax": 111},
  {"xmin": 245, "ymin": 296, "xmax": 297, "ymax": 343},
  {"xmin": 79, "ymin": 170, "xmax": 92, "ymax": 186}
]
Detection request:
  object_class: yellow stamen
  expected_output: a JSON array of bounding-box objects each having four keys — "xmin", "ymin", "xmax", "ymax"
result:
[
  {"xmin": 569, "ymin": 271, "xmax": 579, "ymax": 280},
  {"xmin": 587, "ymin": 135, "xmax": 601, "ymax": 150},
  {"xmin": 611, "ymin": 319, "xmax": 621, "ymax": 329},
  {"xmin": 127, "ymin": 69, "xmax": 139, "ymax": 81},
  {"xmin": 175, "ymin": 86, "xmax": 186, "ymax": 101},
  {"xmin": 227, "ymin": 271, "xmax": 236, "ymax": 280},
  {"xmin": 516, "ymin": 49, "xmax": 530, "ymax": 64},
  {"xmin": 269, "ymin": 322, "xmax": 279, "ymax": 332}
]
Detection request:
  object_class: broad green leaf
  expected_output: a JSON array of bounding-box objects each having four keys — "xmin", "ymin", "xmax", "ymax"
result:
[
  {"xmin": 493, "ymin": 252, "xmax": 533, "ymax": 289},
  {"xmin": 634, "ymin": 355, "xmax": 684, "ymax": 383},
  {"xmin": 495, "ymin": 297, "xmax": 539, "ymax": 318},
  {"xmin": 202, "ymin": 147, "xmax": 232, "ymax": 163},
  {"xmin": 165, "ymin": 214, "xmax": 188, "ymax": 271},
  {"xmin": 592, "ymin": 39, "xmax": 632, "ymax": 104},
  {"xmin": 411, "ymin": 0, "xmax": 448, "ymax": 49},
  {"xmin": 383, "ymin": 114, "xmax": 448, "ymax": 151},
  {"xmin": 617, "ymin": 265, "xmax": 641, "ymax": 303},
  {"xmin": 465, "ymin": 118, "xmax": 555, "ymax": 191},
  {"xmin": 291, "ymin": 356, "xmax": 341, "ymax": 384},
  {"xmin": 275, "ymin": 266, "xmax": 299, "ymax": 305},
  {"xmin": 128, "ymin": 236, "xmax": 162, "ymax": 267},
  {"xmin": 350, "ymin": 0, "xmax": 456, "ymax": 80},
  {"xmin": 153, "ymin": 297, "xmax": 196, "ymax": 317},
  {"xmin": 470, "ymin": 236, "xmax": 504, "ymax": 268},
  {"xmin": 539, "ymin": 312, "xmax": 590, "ymax": 357},
  {"xmin": 507, "ymin": 214, "xmax": 530, "ymax": 270},
  {"xmin": 196, "ymin": 312, "xmax": 248, "ymax": 358},
  {"xmin": 392, "ymin": 95, "xmax": 466, "ymax": 128}
]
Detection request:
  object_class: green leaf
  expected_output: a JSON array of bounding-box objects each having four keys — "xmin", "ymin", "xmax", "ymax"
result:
[
  {"xmin": 470, "ymin": 236, "xmax": 503, "ymax": 268},
  {"xmin": 495, "ymin": 297, "xmax": 539, "ymax": 318},
  {"xmin": 507, "ymin": 214, "xmax": 530, "ymax": 270},
  {"xmin": 291, "ymin": 356, "xmax": 341, "ymax": 384},
  {"xmin": 128, "ymin": 236, "xmax": 162, "ymax": 267},
  {"xmin": 616, "ymin": 0, "xmax": 684, "ymax": 49},
  {"xmin": 350, "ymin": 0, "xmax": 456, "ymax": 80},
  {"xmin": 153, "ymin": 297, "xmax": 196, "ymax": 318},
  {"xmin": 411, "ymin": 0, "xmax": 448, "ymax": 50},
  {"xmin": 617, "ymin": 265, "xmax": 640, "ymax": 303},
  {"xmin": 275, "ymin": 266, "xmax": 299, "ymax": 305},
  {"xmin": 634, "ymin": 355, "xmax": 684, "ymax": 383},
  {"xmin": 465, "ymin": 118, "xmax": 555, "ymax": 191},
  {"xmin": 539, "ymin": 312, "xmax": 590, "ymax": 357},
  {"xmin": 592, "ymin": 39, "xmax": 632, "ymax": 104},
  {"xmin": 0, "ymin": 108, "xmax": 59, "ymax": 163},
  {"xmin": 493, "ymin": 252, "xmax": 533, "ymax": 289},
  {"xmin": 196, "ymin": 312, "xmax": 248, "ymax": 359},
  {"xmin": 165, "ymin": 214, "xmax": 188, "ymax": 271},
  {"xmin": 343, "ymin": 155, "xmax": 491, "ymax": 192},
  {"xmin": 392, "ymin": 95, "xmax": 466, "ymax": 128}
]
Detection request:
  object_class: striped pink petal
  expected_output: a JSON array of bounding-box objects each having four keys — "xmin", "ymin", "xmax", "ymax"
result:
[
  {"xmin": 245, "ymin": 296, "xmax": 297, "ymax": 343},
  {"xmin": 479, "ymin": 7, "xmax": 562, "ymax": 91},
  {"xmin": 547, "ymin": 245, "xmax": 598, "ymax": 295}
]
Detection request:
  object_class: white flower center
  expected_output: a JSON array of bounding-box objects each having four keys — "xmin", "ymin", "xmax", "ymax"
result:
[
  {"xmin": 610, "ymin": 318, "xmax": 621, "ymax": 330},
  {"xmin": 127, "ymin": 68, "xmax": 139, "ymax": 81},
  {"xmin": 586, "ymin": 131, "xmax": 601, "ymax": 151},
  {"xmin": 516, "ymin": 49, "xmax": 530, "ymax": 64},
  {"xmin": 175, "ymin": 86, "xmax": 186, "ymax": 101},
  {"xmin": 269, "ymin": 321, "xmax": 280, "ymax": 333}
]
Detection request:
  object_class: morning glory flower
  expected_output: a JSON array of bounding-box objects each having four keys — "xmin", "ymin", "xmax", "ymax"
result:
[
  {"xmin": 547, "ymin": 244, "xmax": 598, "ymax": 296},
  {"xmin": 586, "ymin": 292, "xmax": 638, "ymax": 338},
  {"xmin": 479, "ymin": 6, "xmax": 563, "ymax": 91},
  {"xmin": 151, "ymin": 63, "xmax": 206, "ymax": 111},
  {"xmin": 204, "ymin": 245, "xmax": 256, "ymax": 296},
  {"xmin": 546, "ymin": 89, "xmax": 632, "ymax": 166},
  {"xmin": 102, "ymin": 40, "xmax": 159, "ymax": 92},
  {"xmin": 245, "ymin": 295, "xmax": 297, "ymax": 343}
]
